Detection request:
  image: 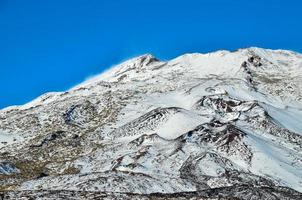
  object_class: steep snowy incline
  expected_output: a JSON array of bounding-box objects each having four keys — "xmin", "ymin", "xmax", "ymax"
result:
[{"xmin": 0, "ymin": 47, "xmax": 302, "ymax": 199}]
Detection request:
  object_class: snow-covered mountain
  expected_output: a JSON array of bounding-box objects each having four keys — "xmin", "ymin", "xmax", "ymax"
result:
[{"xmin": 1, "ymin": 47, "xmax": 302, "ymax": 199}]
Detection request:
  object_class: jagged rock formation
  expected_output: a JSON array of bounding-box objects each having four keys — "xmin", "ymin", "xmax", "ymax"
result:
[{"xmin": 0, "ymin": 48, "xmax": 302, "ymax": 199}]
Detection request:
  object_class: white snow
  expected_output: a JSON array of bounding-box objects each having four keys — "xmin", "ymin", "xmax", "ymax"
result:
[
  {"xmin": 260, "ymin": 103, "xmax": 302, "ymax": 135},
  {"xmin": 245, "ymin": 131, "xmax": 302, "ymax": 192},
  {"xmin": 0, "ymin": 131, "xmax": 24, "ymax": 149},
  {"xmin": 1, "ymin": 47, "xmax": 302, "ymax": 194},
  {"xmin": 155, "ymin": 110, "xmax": 210, "ymax": 140}
]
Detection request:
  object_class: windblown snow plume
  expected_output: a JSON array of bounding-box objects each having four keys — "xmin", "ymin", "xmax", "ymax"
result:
[{"xmin": 1, "ymin": 48, "xmax": 302, "ymax": 199}]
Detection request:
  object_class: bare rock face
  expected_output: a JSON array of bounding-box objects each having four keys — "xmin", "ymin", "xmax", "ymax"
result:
[{"xmin": 0, "ymin": 47, "xmax": 302, "ymax": 199}]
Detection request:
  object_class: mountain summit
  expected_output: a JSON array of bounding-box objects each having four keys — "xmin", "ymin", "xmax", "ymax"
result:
[{"xmin": 1, "ymin": 48, "xmax": 302, "ymax": 199}]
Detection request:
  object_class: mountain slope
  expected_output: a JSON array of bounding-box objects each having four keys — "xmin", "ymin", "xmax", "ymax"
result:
[{"xmin": 0, "ymin": 47, "xmax": 302, "ymax": 199}]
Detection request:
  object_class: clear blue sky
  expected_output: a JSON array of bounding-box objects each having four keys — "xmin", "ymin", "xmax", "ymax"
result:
[{"xmin": 1, "ymin": 0, "xmax": 301, "ymax": 108}]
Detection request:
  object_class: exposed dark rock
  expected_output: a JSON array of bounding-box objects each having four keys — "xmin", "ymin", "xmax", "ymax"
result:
[
  {"xmin": 248, "ymin": 56, "xmax": 262, "ymax": 67},
  {"xmin": 36, "ymin": 172, "xmax": 48, "ymax": 179},
  {"xmin": 1, "ymin": 186, "xmax": 301, "ymax": 200},
  {"xmin": 31, "ymin": 131, "xmax": 65, "ymax": 147}
]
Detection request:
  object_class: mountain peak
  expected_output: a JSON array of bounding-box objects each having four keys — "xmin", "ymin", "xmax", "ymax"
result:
[
  {"xmin": 121, "ymin": 53, "xmax": 160, "ymax": 68},
  {"xmin": 1, "ymin": 47, "xmax": 302, "ymax": 198}
]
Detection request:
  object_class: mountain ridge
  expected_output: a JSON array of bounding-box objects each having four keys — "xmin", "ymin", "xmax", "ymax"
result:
[
  {"xmin": 1, "ymin": 47, "xmax": 302, "ymax": 199},
  {"xmin": 2, "ymin": 47, "xmax": 301, "ymax": 111}
]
